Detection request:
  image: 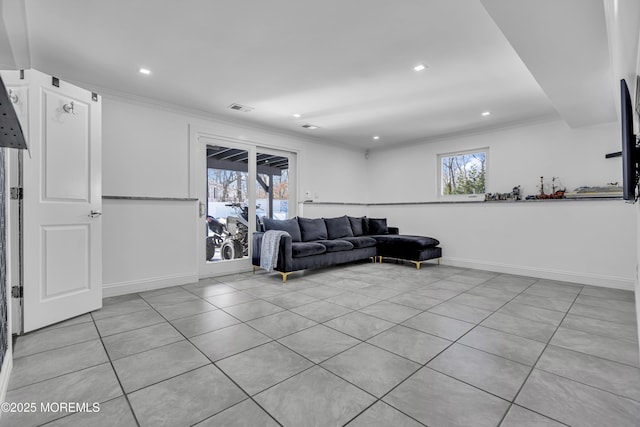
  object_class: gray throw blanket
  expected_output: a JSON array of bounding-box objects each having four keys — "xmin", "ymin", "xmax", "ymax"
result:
[{"xmin": 260, "ymin": 230, "xmax": 289, "ymax": 272}]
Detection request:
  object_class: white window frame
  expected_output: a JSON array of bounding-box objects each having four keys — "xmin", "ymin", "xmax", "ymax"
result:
[{"xmin": 437, "ymin": 147, "xmax": 489, "ymax": 201}]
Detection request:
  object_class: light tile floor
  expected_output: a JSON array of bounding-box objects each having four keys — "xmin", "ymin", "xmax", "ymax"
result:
[{"xmin": 2, "ymin": 262, "xmax": 639, "ymax": 426}]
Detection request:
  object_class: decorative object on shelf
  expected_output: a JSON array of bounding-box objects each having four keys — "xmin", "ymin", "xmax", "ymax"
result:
[
  {"xmin": 564, "ymin": 183, "xmax": 623, "ymax": 199},
  {"xmin": 512, "ymin": 185, "xmax": 522, "ymax": 200},
  {"xmin": 485, "ymin": 185, "xmax": 521, "ymax": 201},
  {"xmin": 526, "ymin": 176, "xmax": 566, "ymax": 199}
]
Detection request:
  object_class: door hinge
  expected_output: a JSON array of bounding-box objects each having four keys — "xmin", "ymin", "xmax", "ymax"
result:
[
  {"xmin": 52, "ymin": 76, "xmax": 60, "ymax": 87},
  {"xmin": 10, "ymin": 187, "xmax": 23, "ymax": 200},
  {"xmin": 11, "ymin": 286, "xmax": 23, "ymax": 298}
]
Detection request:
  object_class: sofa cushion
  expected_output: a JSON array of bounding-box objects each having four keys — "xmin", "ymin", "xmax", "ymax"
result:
[
  {"xmin": 263, "ymin": 217, "xmax": 301, "ymax": 242},
  {"xmin": 348, "ymin": 216, "xmax": 365, "ymax": 236},
  {"xmin": 340, "ymin": 236, "xmax": 377, "ymax": 249},
  {"xmin": 367, "ymin": 218, "xmax": 389, "ymax": 235},
  {"xmin": 324, "ymin": 215, "xmax": 354, "ymax": 239},
  {"xmin": 298, "ymin": 217, "xmax": 328, "ymax": 242},
  {"xmin": 291, "ymin": 242, "xmax": 327, "ymax": 258},
  {"xmin": 374, "ymin": 234, "xmax": 440, "ymax": 249},
  {"xmin": 315, "ymin": 239, "xmax": 354, "ymax": 252}
]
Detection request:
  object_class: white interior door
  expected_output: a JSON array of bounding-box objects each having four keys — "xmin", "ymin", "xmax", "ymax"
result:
[{"xmin": 6, "ymin": 70, "xmax": 102, "ymax": 332}]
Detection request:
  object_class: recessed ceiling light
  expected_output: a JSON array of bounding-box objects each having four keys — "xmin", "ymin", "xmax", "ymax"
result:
[
  {"xmin": 139, "ymin": 68, "xmax": 151, "ymax": 75},
  {"xmin": 481, "ymin": 111, "xmax": 491, "ymax": 116},
  {"xmin": 293, "ymin": 113, "xmax": 301, "ymax": 118},
  {"xmin": 302, "ymin": 124, "xmax": 319, "ymax": 130},
  {"xmin": 413, "ymin": 64, "xmax": 427, "ymax": 71},
  {"xmin": 373, "ymin": 136, "xmax": 380, "ymax": 140}
]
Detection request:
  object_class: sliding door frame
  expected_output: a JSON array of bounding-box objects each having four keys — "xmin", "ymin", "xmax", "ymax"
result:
[{"xmin": 189, "ymin": 126, "xmax": 298, "ymax": 278}]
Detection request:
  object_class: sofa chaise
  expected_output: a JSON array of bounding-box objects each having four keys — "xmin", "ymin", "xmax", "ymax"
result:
[{"xmin": 252, "ymin": 215, "xmax": 442, "ymax": 282}]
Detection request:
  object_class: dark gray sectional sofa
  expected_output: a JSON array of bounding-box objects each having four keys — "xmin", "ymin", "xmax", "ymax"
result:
[{"xmin": 252, "ymin": 215, "xmax": 442, "ymax": 282}]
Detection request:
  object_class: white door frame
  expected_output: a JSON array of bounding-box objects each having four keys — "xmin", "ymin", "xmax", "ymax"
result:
[
  {"xmin": 6, "ymin": 148, "xmax": 22, "ymax": 335},
  {"xmin": 189, "ymin": 127, "xmax": 298, "ymax": 279},
  {"xmin": 193, "ymin": 133, "xmax": 256, "ymax": 277}
]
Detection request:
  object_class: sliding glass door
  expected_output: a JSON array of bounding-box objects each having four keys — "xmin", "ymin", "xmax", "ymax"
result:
[
  {"xmin": 205, "ymin": 145, "xmax": 250, "ymax": 262},
  {"xmin": 196, "ymin": 135, "xmax": 296, "ymax": 277},
  {"xmin": 256, "ymin": 151, "xmax": 291, "ymax": 221}
]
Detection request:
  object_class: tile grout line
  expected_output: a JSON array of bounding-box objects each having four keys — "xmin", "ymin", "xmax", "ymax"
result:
[
  {"xmin": 14, "ymin": 265, "xmax": 634, "ymax": 426},
  {"xmin": 92, "ymin": 308, "xmax": 143, "ymax": 427},
  {"xmin": 333, "ymin": 270, "xmax": 499, "ymax": 424},
  {"xmin": 147, "ymin": 270, "xmax": 638, "ymax": 426},
  {"xmin": 136, "ymin": 269, "xmax": 638, "ymax": 425},
  {"xmin": 497, "ymin": 287, "xmax": 584, "ymax": 426},
  {"xmin": 306, "ymin": 271, "xmax": 508, "ymax": 425},
  {"xmin": 255, "ymin": 267, "xmax": 587, "ymax": 424},
  {"xmin": 129, "ymin": 290, "xmax": 286, "ymax": 426},
  {"xmin": 204, "ymin": 266, "xmax": 463, "ymax": 425},
  {"xmin": 11, "ymin": 320, "xmax": 98, "ymax": 360},
  {"xmin": 533, "ymin": 362, "xmax": 640, "ymax": 405},
  {"xmin": 371, "ymin": 275, "xmax": 542, "ymax": 424}
]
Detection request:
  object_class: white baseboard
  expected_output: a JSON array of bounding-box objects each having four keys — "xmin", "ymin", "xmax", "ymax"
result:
[
  {"xmin": 0, "ymin": 351, "xmax": 13, "ymax": 408},
  {"xmin": 442, "ymin": 257, "xmax": 634, "ymax": 291},
  {"xmin": 103, "ymin": 273, "xmax": 199, "ymax": 297}
]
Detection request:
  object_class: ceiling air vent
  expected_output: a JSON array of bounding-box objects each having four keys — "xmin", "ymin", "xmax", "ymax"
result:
[
  {"xmin": 227, "ymin": 103, "xmax": 254, "ymax": 113},
  {"xmin": 302, "ymin": 123, "xmax": 320, "ymax": 130}
]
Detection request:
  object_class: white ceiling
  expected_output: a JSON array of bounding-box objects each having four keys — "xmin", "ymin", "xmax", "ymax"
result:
[{"xmin": 0, "ymin": 0, "xmax": 621, "ymax": 150}]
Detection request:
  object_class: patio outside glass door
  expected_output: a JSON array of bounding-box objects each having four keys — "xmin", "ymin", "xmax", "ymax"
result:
[
  {"xmin": 205, "ymin": 145, "xmax": 251, "ymax": 263},
  {"xmin": 256, "ymin": 151, "xmax": 291, "ymax": 222},
  {"xmin": 196, "ymin": 134, "xmax": 297, "ymax": 277}
]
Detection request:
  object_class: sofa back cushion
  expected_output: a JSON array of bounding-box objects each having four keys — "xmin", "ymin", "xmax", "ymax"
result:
[
  {"xmin": 324, "ymin": 215, "xmax": 354, "ymax": 240},
  {"xmin": 298, "ymin": 217, "xmax": 328, "ymax": 241},
  {"xmin": 348, "ymin": 216, "xmax": 365, "ymax": 236},
  {"xmin": 367, "ymin": 218, "xmax": 389, "ymax": 235},
  {"xmin": 262, "ymin": 217, "xmax": 302, "ymax": 242}
]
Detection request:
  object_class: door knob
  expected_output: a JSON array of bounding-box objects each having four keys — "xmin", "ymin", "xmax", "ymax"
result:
[{"xmin": 89, "ymin": 210, "xmax": 102, "ymax": 218}]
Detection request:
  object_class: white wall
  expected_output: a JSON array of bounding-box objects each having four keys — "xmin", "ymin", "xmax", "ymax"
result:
[
  {"xmin": 367, "ymin": 120, "xmax": 622, "ymax": 202},
  {"xmin": 366, "ymin": 120, "xmax": 636, "ymax": 289},
  {"xmin": 102, "ymin": 97, "xmax": 369, "ymax": 295},
  {"xmin": 102, "ymin": 199, "xmax": 199, "ymax": 295},
  {"xmin": 102, "ymin": 96, "xmax": 637, "ymax": 292}
]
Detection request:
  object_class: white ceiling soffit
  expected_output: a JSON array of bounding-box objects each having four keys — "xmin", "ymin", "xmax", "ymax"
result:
[
  {"xmin": 13, "ymin": 0, "xmax": 616, "ymax": 149},
  {"xmin": 603, "ymin": 0, "xmax": 640, "ymax": 101},
  {"xmin": 0, "ymin": 0, "xmax": 31, "ymax": 69},
  {"xmin": 481, "ymin": 0, "xmax": 616, "ymax": 128}
]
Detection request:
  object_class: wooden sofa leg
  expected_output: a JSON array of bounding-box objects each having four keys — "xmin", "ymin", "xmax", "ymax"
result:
[{"xmin": 279, "ymin": 272, "xmax": 292, "ymax": 284}]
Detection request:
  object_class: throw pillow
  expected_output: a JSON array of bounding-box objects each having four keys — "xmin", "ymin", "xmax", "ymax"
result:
[
  {"xmin": 348, "ymin": 216, "xmax": 365, "ymax": 236},
  {"xmin": 324, "ymin": 215, "xmax": 354, "ymax": 239},
  {"xmin": 367, "ymin": 218, "xmax": 389, "ymax": 235},
  {"xmin": 262, "ymin": 217, "xmax": 302, "ymax": 242},
  {"xmin": 298, "ymin": 217, "xmax": 328, "ymax": 241}
]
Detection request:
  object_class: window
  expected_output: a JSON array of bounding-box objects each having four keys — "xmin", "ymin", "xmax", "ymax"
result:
[{"xmin": 439, "ymin": 149, "xmax": 487, "ymax": 197}]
